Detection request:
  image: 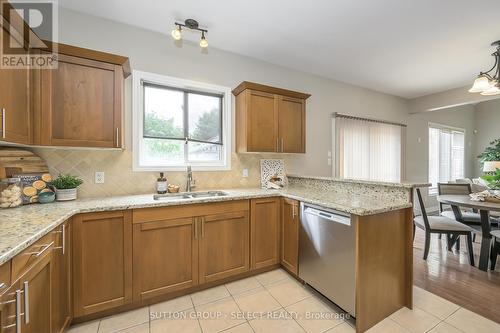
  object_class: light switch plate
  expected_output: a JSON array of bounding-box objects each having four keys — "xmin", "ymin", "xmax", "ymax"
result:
[
  {"xmin": 242, "ymin": 169, "xmax": 249, "ymax": 178},
  {"xmin": 95, "ymin": 171, "xmax": 105, "ymax": 184}
]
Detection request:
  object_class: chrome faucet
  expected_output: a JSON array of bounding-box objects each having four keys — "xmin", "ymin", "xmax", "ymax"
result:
[{"xmin": 186, "ymin": 165, "xmax": 196, "ymax": 192}]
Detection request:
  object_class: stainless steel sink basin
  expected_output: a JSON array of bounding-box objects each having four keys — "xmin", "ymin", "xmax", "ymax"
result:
[{"xmin": 153, "ymin": 191, "xmax": 228, "ymax": 201}]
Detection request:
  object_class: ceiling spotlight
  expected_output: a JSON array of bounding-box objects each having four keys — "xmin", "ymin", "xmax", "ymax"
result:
[
  {"xmin": 200, "ymin": 32, "xmax": 208, "ymax": 48},
  {"xmin": 171, "ymin": 19, "xmax": 208, "ymax": 49},
  {"xmin": 469, "ymin": 40, "xmax": 500, "ymax": 95},
  {"xmin": 171, "ymin": 25, "xmax": 182, "ymax": 40}
]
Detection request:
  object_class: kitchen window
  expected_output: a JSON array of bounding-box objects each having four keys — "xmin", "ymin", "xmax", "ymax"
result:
[
  {"xmin": 133, "ymin": 71, "xmax": 232, "ymax": 171},
  {"xmin": 332, "ymin": 113, "xmax": 405, "ymax": 182},
  {"xmin": 428, "ymin": 123, "xmax": 465, "ymax": 195}
]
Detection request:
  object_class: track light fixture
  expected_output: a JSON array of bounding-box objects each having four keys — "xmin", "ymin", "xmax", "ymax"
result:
[
  {"xmin": 171, "ymin": 19, "xmax": 208, "ymax": 48},
  {"xmin": 469, "ymin": 40, "xmax": 500, "ymax": 96}
]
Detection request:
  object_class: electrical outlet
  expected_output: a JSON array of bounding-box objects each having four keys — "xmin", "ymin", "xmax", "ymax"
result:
[
  {"xmin": 242, "ymin": 169, "xmax": 249, "ymax": 178},
  {"xmin": 95, "ymin": 171, "xmax": 105, "ymax": 184}
]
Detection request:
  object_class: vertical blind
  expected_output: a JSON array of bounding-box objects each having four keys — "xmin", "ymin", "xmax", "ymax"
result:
[
  {"xmin": 334, "ymin": 116, "xmax": 405, "ymax": 182},
  {"xmin": 428, "ymin": 124, "xmax": 465, "ymax": 192}
]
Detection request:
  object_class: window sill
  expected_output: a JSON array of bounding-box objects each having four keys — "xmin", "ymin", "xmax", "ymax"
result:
[{"xmin": 133, "ymin": 164, "xmax": 231, "ymax": 172}]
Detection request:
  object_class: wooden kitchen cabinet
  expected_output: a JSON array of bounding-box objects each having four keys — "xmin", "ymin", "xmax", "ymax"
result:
[
  {"xmin": 0, "ymin": 280, "xmax": 19, "ymax": 333},
  {"xmin": 250, "ymin": 198, "xmax": 280, "ymax": 269},
  {"xmin": 281, "ymin": 198, "xmax": 299, "ymax": 275},
  {"xmin": 132, "ymin": 212, "xmax": 199, "ymax": 301},
  {"xmin": 51, "ymin": 220, "xmax": 72, "ymax": 333},
  {"xmin": 0, "ymin": 27, "xmax": 32, "ymax": 145},
  {"xmin": 72, "ymin": 211, "xmax": 132, "ymax": 317},
  {"xmin": 199, "ymin": 210, "xmax": 250, "ymax": 283},
  {"xmin": 36, "ymin": 52, "xmax": 124, "ymax": 148},
  {"xmin": 233, "ymin": 81, "xmax": 309, "ymax": 153},
  {"xmin": 20, "ymin": 252, "xmax": 52, "ymax": 333}
]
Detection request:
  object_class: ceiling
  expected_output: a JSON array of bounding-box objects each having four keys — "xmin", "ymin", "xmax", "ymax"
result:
[{"xmin": 58, "ymin": 0, "xmax": 500, "ymax": 99}]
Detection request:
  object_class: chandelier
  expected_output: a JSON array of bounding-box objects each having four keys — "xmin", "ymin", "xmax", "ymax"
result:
[{"xmin": 469, "ymin": 40, "xmax": 500, "ymax": 96}]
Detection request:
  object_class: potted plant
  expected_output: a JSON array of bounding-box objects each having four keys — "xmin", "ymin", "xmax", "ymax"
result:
[
  {"xmin": 50, "ymin": 174, "xmax": 83, "ymax": 201},
  {"xmin": 478, "ymin": 139, "xmax": 500, "ymax": 169}
]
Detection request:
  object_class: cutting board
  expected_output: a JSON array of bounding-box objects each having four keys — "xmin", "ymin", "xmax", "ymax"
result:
[{"xmin": 0, "ymin": 148, "xmax": 49, "ymax": 178}]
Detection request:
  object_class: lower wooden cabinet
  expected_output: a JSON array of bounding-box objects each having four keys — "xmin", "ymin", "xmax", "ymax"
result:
[
  {"xmin": 281, "ymin": 199, "xmax": 300, "ymax": 275},
  {"xmin": 72, "ymin": 211, "xmax": 132, "ymax": 317},
  {"xmin": 132, "ymin": 215, "xmax": 199, "ymax": 301},
  {"xmin": 52, "ymin": 220, "xmax": 72, "ymax": 333},
  {"xmin": 250, "ymin": 198, "xmax": 280, "ymax": 269},
  {"xmin": 0, "ymin": 280, "xmax": 19, "ymax": 333},
  {"xmin": 199, "ymin": 210, "xmax": 250, "ymax": 283},
  {"xmin": 20, "ymin": 249, "xmax": 53, "ymax": 333}
]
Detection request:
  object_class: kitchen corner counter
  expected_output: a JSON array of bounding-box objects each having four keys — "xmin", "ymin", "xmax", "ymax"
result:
[{"xmin": 0, "ymin": 186, "xmax": 413, "ymax": 266}]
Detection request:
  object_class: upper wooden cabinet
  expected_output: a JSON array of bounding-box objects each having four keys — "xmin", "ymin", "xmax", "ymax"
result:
[
  {"xmin": 0, "ymin": 27, "xmax": 32, "ymax": 145},
  {"xmin": 72, "ymin": 211, "xmax": 133, "ymax": 317},
  {"xmin": 233, "ymin": 81, "xmax": 310, "ymax": 153},
  {"xmin": 34, "ymin": 43, "xmax": 130, "ymax": 148}
]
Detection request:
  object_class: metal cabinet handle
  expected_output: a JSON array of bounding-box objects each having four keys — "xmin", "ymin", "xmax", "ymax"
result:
[
  {"xmin": 0, "ymin": 282, "xmax": 5, "ymax": 290},
  {"xmin": 1, "ymin": 108, "xmax": 5, "ymax": 139},
  {"xmin": 23, "ymin": 281, "xmax": 29, "ymax": 324},
  {"xmin": 201, "ymin": 217, "xmax": 205, "ymax": 238},
  {"xmin": 53, "ymin": 224, "xmax": 66, "ymax": 254},
  {"xmin": 16, "ymin": 289, "xmax": 21, "ymax": 333},
  {"xmin": 292, "ymin": 204, "xmax": 297, "ymax": 218},
  {"xmin": 276, "ymin": 137, "xmax": 279, "ymax": 152},
  {"xmin": 194, "ymin": 218, "xmax": 198, "ymax": 240},
  {"xmin": 116, "ymin": 128, "xmax": 119, "ymax": 147},
  {"xmin": 281, "ymin": 138, "xmax": 284, "ymax": 152},
  {"xmin": 24, "ymin": 241, "xmax": 54, "ymax": 257}
]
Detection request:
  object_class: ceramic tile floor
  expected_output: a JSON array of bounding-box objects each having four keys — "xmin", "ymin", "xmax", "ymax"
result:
[{"xmin": 68, "ymin": 269, "xmax": 500, "ymax": 333}]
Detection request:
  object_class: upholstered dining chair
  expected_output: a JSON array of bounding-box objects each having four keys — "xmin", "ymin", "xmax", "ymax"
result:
[
  {"xmin": 490, "ymin": 230, "xmax": 500, "ymax": 270},
  {"xmin": 414, "ymin": 188, "xmax": 475, "ymax": 265}
]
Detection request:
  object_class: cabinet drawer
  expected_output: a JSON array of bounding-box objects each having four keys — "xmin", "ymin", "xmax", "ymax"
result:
[
  {"xmin": 11, "ymin": 232, "xmax": 54, "ymax": 282},
  {"xmin": 133, "ymin": 200, "xmax": 250, "ymax": 223},
  {"xmin": 0, "ymin": 261, "xmax": 10, "ymax": 295}
]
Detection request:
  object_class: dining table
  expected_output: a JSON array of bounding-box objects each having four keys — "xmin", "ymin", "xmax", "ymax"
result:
[{"xmin": 437, "ymin": 194, "xmax": 500, "ymax": 271}]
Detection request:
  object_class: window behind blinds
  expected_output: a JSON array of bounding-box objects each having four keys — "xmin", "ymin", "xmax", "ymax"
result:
[{"xmin": 428, "ymin": 123, "xmax": 465, "ymax": 194}]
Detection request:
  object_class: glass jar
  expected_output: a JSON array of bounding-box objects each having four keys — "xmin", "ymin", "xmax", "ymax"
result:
[{"xmin": 0, "ymin": 178, "xmax": 24, "ymax": 208}]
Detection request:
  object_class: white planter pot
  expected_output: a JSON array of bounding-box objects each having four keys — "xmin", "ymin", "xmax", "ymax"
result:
[{"xmin": 55, "ymin": 188, "xmax": 78, "ymax": 201}]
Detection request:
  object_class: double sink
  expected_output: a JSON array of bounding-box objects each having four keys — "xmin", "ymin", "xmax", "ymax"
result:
[{"xmin": 153, "ymin": 191, "xmax": 228, "ymax": 201}]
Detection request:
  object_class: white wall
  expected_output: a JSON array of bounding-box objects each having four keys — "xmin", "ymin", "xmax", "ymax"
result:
[
  {"xmin": 474, "ymin": 99, "xmax": 500, "ymax": 175},
  {"xmin": 53, "ymin": 8, "xmax": 409, "ymax": 178}
]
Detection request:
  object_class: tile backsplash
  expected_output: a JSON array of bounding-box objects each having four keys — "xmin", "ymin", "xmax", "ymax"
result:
[{"xmin": 31, "ymin": 148, "xmax": 288, "ymax": 198}]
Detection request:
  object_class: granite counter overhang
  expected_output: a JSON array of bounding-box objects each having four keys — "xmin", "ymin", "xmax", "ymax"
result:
[{"xmin": 0, "ymin": 186, "xmax": 414, "ymax": 266}]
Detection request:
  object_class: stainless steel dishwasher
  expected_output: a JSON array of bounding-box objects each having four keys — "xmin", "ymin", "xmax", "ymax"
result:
[{"xmin": 299, "ymin": 203, "xmax": 356, "ymax": 316}]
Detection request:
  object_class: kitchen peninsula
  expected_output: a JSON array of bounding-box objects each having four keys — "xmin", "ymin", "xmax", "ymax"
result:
[{"xmin": 0, "ymin": 175, "xmax": 425, "ymax": 332}]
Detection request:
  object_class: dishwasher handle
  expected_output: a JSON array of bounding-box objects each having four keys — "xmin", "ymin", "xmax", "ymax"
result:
[{"xmin": 303, "ymin": 207, "xmax": 351, "ymax": 226}]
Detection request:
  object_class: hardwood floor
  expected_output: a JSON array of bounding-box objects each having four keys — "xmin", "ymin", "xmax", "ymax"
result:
[{"xmin": 413, "ymin": 227, "xmax": 500, "ymax": 323}]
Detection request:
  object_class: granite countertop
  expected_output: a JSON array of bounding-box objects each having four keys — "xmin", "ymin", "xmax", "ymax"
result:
[
  {"xmin": 0, "ymin": 186, "xmax": 413, "ymax": 266},
  {"xmin": 287, "ymin": 174, "xmax": 431, "ymax": 188}
]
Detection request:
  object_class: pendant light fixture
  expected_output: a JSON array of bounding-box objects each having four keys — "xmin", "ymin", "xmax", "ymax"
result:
[
  {"xmin": 469, "ymin": 40, "xmax": 500, "ymax": 96},
  {"xmin": 171, "ymin": 19, "xmax": 208, "ymax": 49}
]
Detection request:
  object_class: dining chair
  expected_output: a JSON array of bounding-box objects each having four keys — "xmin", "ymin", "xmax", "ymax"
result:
[
  {"xmin": 414, "ymin": 188, "xmax": 475, "ymax": 265},
  {"xmin": 490, "ymin": 229, "xmax": 500, "ymax": 270}
]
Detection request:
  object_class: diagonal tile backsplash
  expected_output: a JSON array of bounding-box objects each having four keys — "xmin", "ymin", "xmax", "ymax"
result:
[{"xmin": 31, "ymin": 148, "xmax": 287, "ymax": 198}]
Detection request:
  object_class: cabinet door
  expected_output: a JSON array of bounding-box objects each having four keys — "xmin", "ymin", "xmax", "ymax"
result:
[
  {"xmin": 0, "ymin": 281, "xmax": 20, "ymax": 333},
  {"xmin": 199, "ymin": 211, "xmax": 249, "ymax": 283},
  {"xmin": 133, "ymin": 217, "xmax": 198, "ymax": 301},
  {"xmin": 0, "ymin": 28, "xmax": 31, "ymax": 145},
  {"xmin": 281, "ymin": 199, "xmax": 299, "ymax": 275},
  {"xmin": 39, "ymin": 54, "xmax": 122, "ymax": 148},
  {"xmin": 73, "ymin": 211, "xmax": 132, "ymax": 317},
  {"xmin": 278, "ymin": 96, "xmax": 305, "ymax": 153},
  {"xmin": 51, "ymin": 220, "xmax": 71, "ymax": 333},
  {"xmin": 20, "ymin": 251, "xmax": 52, "ymax": 333},
  {"xmin": 251, "ymin": 198, "xmax": 280, "ymax": 269},
  {"xmin": 246, "ymin": 90, "xmax": 278, "ymax": 152}
]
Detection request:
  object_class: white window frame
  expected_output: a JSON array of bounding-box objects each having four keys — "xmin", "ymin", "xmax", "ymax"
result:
[
  {"xmin": 132, "ymin": 70, "xmax": 232, "ymax": 171},
  {"xmin": 427, "ymin": 122, "xmax": 466, "ymax": 196}
]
